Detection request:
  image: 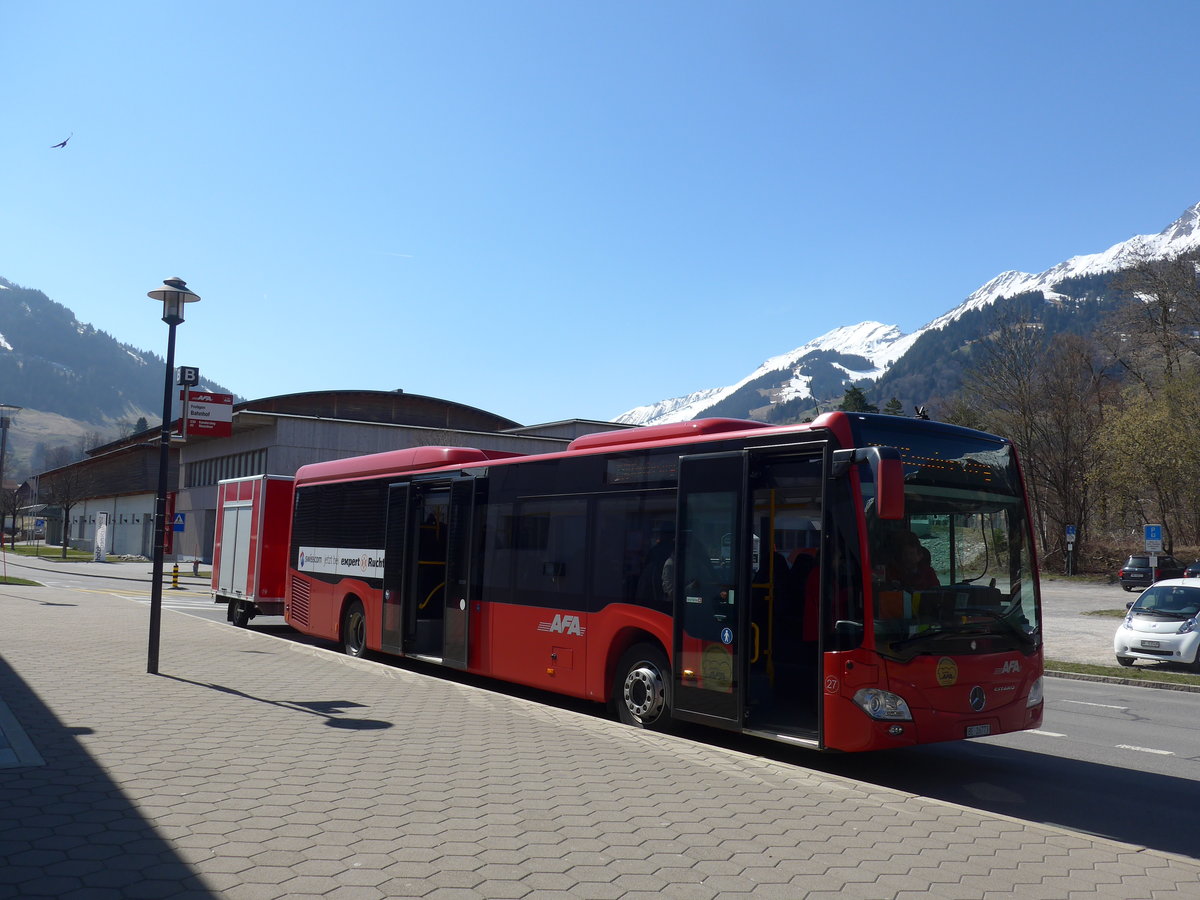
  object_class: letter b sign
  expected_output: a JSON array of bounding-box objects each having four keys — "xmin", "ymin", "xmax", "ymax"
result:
[{"xmin": 176, "ymin": 366, "xmax": 200, "ymax": 387}]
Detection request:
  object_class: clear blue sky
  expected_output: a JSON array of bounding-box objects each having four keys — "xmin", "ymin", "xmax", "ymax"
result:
[{"xmin": 4, "ymin": 1, "xmax": 1199, "ymax": 425}]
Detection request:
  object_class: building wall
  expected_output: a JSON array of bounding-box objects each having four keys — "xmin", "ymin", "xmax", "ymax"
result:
[{"xmin": 67, "ymin": 493, "xmax": 157, "ymax": 557}]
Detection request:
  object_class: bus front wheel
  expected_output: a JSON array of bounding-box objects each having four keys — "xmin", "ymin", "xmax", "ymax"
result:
[
  {"xmin": 342, "ymin": 600, "xmax": 367, "ymax": 657},
  {"xmin": 614, "ymin": 643, "xmax": 673, "ymax": 731}
]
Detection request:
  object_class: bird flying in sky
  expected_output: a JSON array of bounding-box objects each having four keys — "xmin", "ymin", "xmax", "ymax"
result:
[{"xmin": 50, "ymin": 133, "xmax": 72, "ymax": 149}]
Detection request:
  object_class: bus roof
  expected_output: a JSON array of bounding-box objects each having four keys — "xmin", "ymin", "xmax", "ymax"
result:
[
  {"xmin": 290, "ymin": 412, "xmax": 1010, "ymax": 489},
  {"xmin": 295, "ymin": 446, "xmax": 525, "ymax": 485},
  {"xmin": 566, "ymin": 417, "xmax": 768, "ymax": 452}
]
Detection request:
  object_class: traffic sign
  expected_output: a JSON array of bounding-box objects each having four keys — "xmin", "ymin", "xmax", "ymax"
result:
[
  {"xmin": 172, "ymin": 513, "xmax": 186, "ymax": 533},
  {"xmin": 1144, "ymin": 524, "xmax": 1163, "ymax": 553}
]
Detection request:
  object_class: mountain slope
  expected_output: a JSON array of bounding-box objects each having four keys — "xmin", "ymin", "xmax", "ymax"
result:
[
  {"xmin": 617, "ymin": 201, "xmax": 1200, "ymax": 425},
  {"xmin": 0, "ymin": 276, "xmax": 235, "ymax": 474}
]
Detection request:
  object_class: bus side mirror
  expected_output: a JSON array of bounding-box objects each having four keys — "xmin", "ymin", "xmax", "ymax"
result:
[
  {"xmin": 834, "ymin": 446, "xmax": 905, "ymax": 520},
  {"xmin": 872, "ymin": 449, "xmax": 904, "ymax": 520}
]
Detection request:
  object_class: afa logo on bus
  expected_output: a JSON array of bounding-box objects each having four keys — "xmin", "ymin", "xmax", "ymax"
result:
[{"xmin": 537, "ymin": 615, "xmax": 586, "ymax": 636}]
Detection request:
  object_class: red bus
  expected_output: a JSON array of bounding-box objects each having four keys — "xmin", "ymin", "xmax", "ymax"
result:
[{"xmin": 283, "ymin": 412, "xmax": 1043, "ymax": 752}]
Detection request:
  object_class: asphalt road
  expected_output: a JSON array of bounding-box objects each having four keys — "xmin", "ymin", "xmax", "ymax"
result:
[{"xmin": 792, "ymin": 676, "xmax": 1200, "ymax": 861}]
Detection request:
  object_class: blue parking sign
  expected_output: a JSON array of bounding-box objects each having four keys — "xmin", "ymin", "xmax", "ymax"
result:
[{"xmin": 1144, "ymin": 524, "xmax": 1162, "ymax": 552}]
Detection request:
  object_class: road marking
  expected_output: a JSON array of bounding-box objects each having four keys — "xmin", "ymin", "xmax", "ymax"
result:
[
  {"xmin": 1026, "ymin": 730, "xmax": 1067, "ymax": 737},
  {"xmin": 72, "ymin": 587, "xmax": 218, "ymax": 611},
  {"xmin": 1116, "ymin": 744, "xmax": 1174, "ymax": 756},
  {"xmin": 1060, "ymin": 700, "xmax": 1127, "ymax": 710}
]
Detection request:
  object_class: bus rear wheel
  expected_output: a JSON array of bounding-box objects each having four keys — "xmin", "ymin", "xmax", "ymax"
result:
[
  {"xmin": 614, "ymin": 643, "xmax": 672, "ymax": 731},
  {"xmin": 342, "ymin": 600, "xmax": 367, "ymax": 657}
]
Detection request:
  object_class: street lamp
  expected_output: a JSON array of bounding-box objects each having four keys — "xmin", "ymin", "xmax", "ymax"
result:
[{"xmin": 146, "ymin": 277, "xmax": 200, "ymax": 675}]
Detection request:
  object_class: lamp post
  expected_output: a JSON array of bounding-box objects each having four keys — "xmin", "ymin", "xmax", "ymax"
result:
[{"xmin": 146, "ymin": 277, "xmax": 200, "ymax": 675}]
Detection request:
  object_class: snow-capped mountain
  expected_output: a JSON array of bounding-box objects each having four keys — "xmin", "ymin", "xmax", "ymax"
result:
[
  {"xmin": 615, "ymin": 322, "xmax": 921, "ymax": 425},
  {"xmin": 616, "ymin": 201, "xmax": 1200, "ymax": 426},
  {"xmin": 924, "ymin": 200, "xmax": 1200, "ymax": 332}
]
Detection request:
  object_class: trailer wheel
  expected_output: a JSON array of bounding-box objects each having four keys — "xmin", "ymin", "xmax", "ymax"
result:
[
  {"xmin": 342, "ymin": 600, "xmax": 367, "ymax": 657},
  {"xmin": 233, "ymin": 601, "xmax": 254, "ymax": 628},
  {"xmin": 613, "ymin": 643, "xmax": 673, "ymax": 731}
]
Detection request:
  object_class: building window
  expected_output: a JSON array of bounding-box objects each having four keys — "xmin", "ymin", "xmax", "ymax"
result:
[{"xmin": 185, "ymin": 450, "xmax": 267, "ymax": 488}]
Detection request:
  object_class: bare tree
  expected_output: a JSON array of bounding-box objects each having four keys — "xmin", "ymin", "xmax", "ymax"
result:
[
  {"xmin": 1099, "ymin": 252, "xmax": 1200, "ymax": 391},
  {"xmin": 43, "ymin": 444, "xmax": 80, "ymax": 469},
  {"xmin": 960, "ymin": 320, "xmax": 1115, "ymax": 565},
  {"xmin": 39, "ymin": 464, "xmax": 94, "ymax": 558},
  {"xmin": 77, "ymin": 430, "xmax": 108, "ymax": 457},
  {"xmin": 0, "ymin": 487, "xmax": 17, "ymax": 548}
]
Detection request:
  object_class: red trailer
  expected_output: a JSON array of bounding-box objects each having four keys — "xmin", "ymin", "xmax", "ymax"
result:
[{"xmin": 211, "ymin": 475, "xmax": 294, "ymax": 627}]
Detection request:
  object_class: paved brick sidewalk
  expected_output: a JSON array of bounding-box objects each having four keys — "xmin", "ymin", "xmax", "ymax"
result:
[{"xmin": 1, "ymin": 585, "xmax": 1199, "ymax": 899}]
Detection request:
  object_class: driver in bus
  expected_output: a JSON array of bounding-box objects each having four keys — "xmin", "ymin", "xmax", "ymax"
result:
[{"xmin": 893, "ymin": 533, "xmax": 938, "ymax": 591}]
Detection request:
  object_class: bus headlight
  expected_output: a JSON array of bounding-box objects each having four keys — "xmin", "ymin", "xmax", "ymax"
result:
[
  {"xmin": 1026, "ymin": 676, "xmax": 1043, "ymax": 707},
  {"xmin": 853, "ymin": 688, "xmax": 913, "ymax": 721}
]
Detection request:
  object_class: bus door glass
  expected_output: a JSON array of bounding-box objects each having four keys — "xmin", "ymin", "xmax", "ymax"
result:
[
  {"xmin": 409, "ymin": 483, "xmax": 451, "ymax": 660},
  {"xmin": 744, "ymin": 446, "xmax": 827, "ymax": 739},
  {"xmin": 382, "ymin": 477, "xmax": 477, "ymax": 664},
  {"xmin": 441, "ymin": 478, "xmax": 476, "ymax": 669},
  {"xmin": 673, "ymin": 452, "xmax": 747, "ymax": 729},
  {"xmin": 381, "ymin": 483, "xmax": 411, "ymax": 654}
]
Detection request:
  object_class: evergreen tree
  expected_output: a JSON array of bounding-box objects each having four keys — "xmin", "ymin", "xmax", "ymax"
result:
[
  {"xmin": 839, "ymin": 385, "xmax": 878, "ymax": 413},
  {"xmin": 883, "ymin": 396, "xmax": 904, "ymax": 416}
]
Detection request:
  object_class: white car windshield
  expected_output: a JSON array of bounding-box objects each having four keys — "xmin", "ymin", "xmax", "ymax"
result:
[{"xmin": 1131, "ymin": 585, "xmax": 1200, "ymax": 617}]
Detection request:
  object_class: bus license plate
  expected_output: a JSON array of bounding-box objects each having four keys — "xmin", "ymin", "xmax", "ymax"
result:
[{"xmin": 966, "ymin": 724, "xmax": 991, "ymax": 737}]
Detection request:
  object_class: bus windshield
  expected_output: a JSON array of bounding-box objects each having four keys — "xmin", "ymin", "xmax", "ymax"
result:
[{"xmin": 855, "ymin": 420, "xmax": 1041, "ymax": 660}]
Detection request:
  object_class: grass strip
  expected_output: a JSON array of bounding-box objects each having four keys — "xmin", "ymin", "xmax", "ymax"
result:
[{"xmin": 1047, "ymin": 658, "xmax": 1200, "ymax": 686}]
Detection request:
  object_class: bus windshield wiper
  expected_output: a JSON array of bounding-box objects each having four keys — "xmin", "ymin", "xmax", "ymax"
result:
[
  {"xmin": 889, "ymin": 626, "xmax": 959, "ymax": 651},
  {"xmin": 889, "ymin": 610, "xmax": 1035, "ymax": 653},
  {"xmin": 958, "ymin": 606, "xmax": 1037, "ymax": 649}
]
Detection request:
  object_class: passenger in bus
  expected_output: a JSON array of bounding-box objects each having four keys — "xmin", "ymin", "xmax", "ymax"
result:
[{"xmin": 636, "ymin": 522, "xmax": 675, "ymax": 606}]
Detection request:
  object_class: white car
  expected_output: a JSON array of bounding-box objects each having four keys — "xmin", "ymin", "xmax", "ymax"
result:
[{"xmin": 1113, "ymin": 578, "xmax": 1200, "ymax": 669}]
